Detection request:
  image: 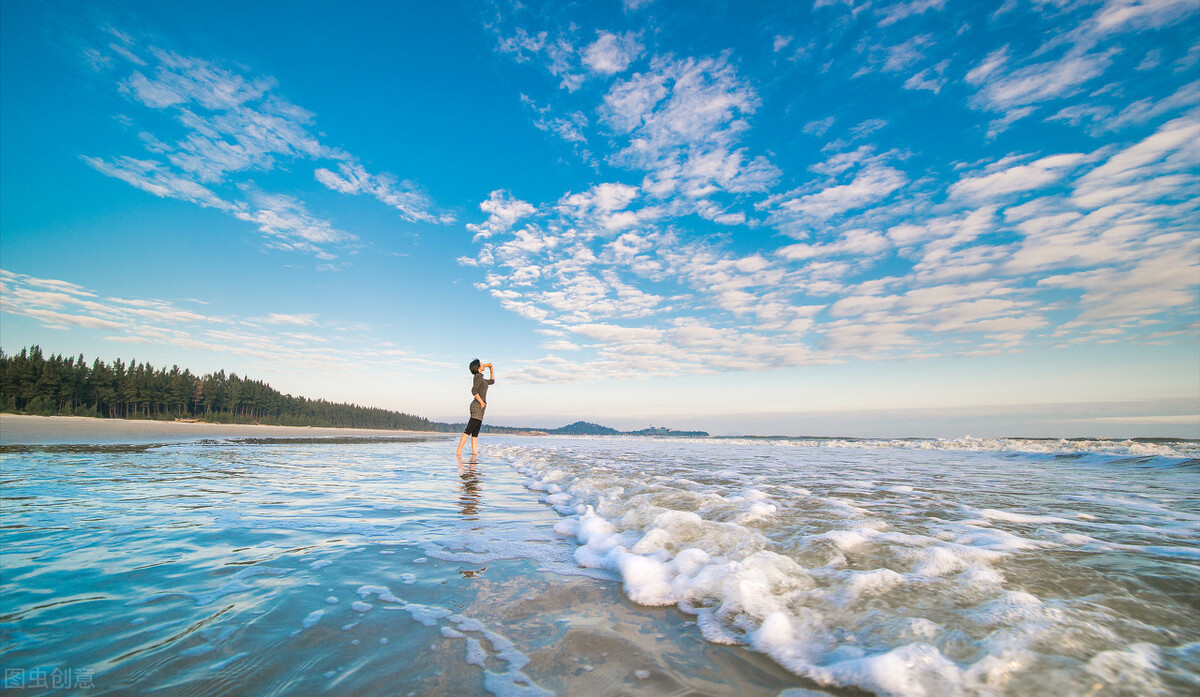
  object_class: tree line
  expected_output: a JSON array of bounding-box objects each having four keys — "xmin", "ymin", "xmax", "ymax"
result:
[{"xmin": 0, "ymin": 346, "xmax": 455, "ymax": 431}]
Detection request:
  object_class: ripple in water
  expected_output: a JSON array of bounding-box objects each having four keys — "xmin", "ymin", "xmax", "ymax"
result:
[{"xmin": 1, "ymin": 435, "xmax": 1197, "ymax": 696}]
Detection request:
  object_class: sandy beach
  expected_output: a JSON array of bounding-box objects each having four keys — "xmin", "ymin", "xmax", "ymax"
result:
[{"xmin": 0, "ymin": 414, "xmax": 451, "ymax": 445}]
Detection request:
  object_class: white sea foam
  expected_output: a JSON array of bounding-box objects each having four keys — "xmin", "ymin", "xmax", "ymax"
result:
[
  {"xmin": 716, "ymin": 435, "xmax": 1200, "ymax": 459},
  {"xmin": 492, "ymin": 437, "xmax": 1199, "ymax": 697},
  {"xmin": 465, "ymin": 637, "xmax": 487, "ymax": 667},
  {"xmin": 125, "ymin": 565, "xmax": 294, "ymax": 607},
  {"xmin": 979, "ymin": 509, "xmax": 1077, "ymax": 525},
  {"xmin": 352, "ymin": 583, "xmax": 554, "ymax": 695}
]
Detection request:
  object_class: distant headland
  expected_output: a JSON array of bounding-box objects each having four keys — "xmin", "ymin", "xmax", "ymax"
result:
[{"xmin": 482, "ymin": 421, "xmax": 710, "ymax": 437}]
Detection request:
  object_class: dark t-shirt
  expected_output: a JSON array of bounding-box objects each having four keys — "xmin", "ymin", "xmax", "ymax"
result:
[{"xmin": 469, "ymin": 372, "xmax": 495, "ymax": 420}]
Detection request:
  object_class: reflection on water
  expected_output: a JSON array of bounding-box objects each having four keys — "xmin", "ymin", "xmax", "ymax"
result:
[
  {"xmin": 456, "ymin": 456, "xmax": 487, "ymax": 579},
  {"xmin": 456, "ymin": 456, "xmax": 483, "ymax": 520}
]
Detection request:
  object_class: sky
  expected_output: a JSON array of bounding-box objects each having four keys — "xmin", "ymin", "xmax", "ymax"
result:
[{"xmin": 1, "ymin": 0, "xmax": 1197, "ymax": 438}]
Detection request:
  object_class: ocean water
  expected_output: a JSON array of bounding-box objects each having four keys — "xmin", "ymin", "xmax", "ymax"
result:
[{"xmin": 1, "ymin": 433, "xmax": 1197, "ymax": 696}]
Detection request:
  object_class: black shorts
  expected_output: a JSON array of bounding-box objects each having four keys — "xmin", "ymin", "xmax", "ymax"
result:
[{"xmin": 464, "ymin": 418, "xmax": 483, "ymax": 437}]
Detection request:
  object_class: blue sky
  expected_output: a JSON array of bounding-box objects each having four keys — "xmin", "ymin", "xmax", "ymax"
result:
[{"xmin": 1, "ymin": 0, "xmax": 1197, "ymax": 437}]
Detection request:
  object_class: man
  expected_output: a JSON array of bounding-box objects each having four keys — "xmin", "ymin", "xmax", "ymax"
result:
[{"xmin": 455, "ymin": 359, "xmax": 495, "ymax": 457}]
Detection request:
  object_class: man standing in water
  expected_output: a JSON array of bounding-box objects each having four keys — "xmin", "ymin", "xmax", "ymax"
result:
[{"xmin": 455, "ymin": 359, "xmax": 495, "ymax": 457}]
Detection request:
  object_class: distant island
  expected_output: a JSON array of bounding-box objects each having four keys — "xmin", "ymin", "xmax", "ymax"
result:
[
  {"xmin": 483, "ymin": 421, "xmax": 709, "ymax": 437},
  {"xmin": 0, "ymin": 347, "xmax": 707, "ymax": 437}
]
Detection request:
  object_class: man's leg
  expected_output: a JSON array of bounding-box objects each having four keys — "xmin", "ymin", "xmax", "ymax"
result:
[
  {"xmin": 470, "ymin": 435, "xmax": 478, "ymax": 456},
  {"xmin": 456, "ymin": 432, "xmax": 469, "ymax": 455}
]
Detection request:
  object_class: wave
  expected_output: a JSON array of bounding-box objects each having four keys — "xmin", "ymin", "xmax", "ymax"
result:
[
  {"xmin": 494, "ymin": 438, "xmax": 1200, "ymax": 696},
  {"xmin": 712, "ymin": 435, "xmax": 1200, "ymax": 461},
  {"xmin": 0, "ymin": 435, "xmax": 437, "ymax": 454}
]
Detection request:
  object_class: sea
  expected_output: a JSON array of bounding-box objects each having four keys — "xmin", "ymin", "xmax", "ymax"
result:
[{"xmin": 0, "ymin": 430, "xmax": 1197, "ymax": 696}]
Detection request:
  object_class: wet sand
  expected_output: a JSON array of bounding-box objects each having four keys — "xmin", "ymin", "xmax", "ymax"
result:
[{"xmin": 0, "ymin": 414, "xmax": 452, "ymax": 445}]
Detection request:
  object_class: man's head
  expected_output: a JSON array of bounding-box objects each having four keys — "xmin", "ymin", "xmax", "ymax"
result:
[{"xmin": 469, "ymin": 358, "xmax": 481, "ymax": 374}]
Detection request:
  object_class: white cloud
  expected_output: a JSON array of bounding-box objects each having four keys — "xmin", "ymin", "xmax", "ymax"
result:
[
  {"xmin": 492, "ymin": 26, "xmax": 586, "ymax": 91},
  {"xmin": 1046, "ymin": 103, "xmax": 1114, "ymax": 129},
  {"xmin": 1175, "ymin": 43, "xmax": 1200, "ymax": 73},
  {"xmin": 950, "ymin": 153, "xmax": 1089, "ymax": 200},
  {"xmin": 1136, "ymin": 49, "xmax": 1163, "ymax": 71},
  {"xmin": 22, "ymin": 309, "xmax": 127, "ymax": 330},
  {"xmin": 466, "ymin": 190, "xmax": 537, "ymax": 241},
  {"xmin": 904, "ymin": 59, "xmax": 950, "ymax": 94},
  {"xmin": 1089, "ymin": 0, "xmax": 1198, "ymax": 36},
  {"xmin": 877, "ymin": 0, "xmax": 947, "ymax": 27},
  {"xmin": 602, "ymin": 66, "xmax": 668, "ymax": 132},
  {"xmin": 1039, "ymin": 248, "xmax": 1200, "ymax": 322},
  {"xmin": 991, "ymin": 124, "xmax": 1199, "ymax": 280},
  {"xmin": 565, "ymin": 182, "xmax": 639, "ymax": 212},
  {"xmin": 777, "ymin": 228, "xmax": 891, "ymax": 261},
  {"xmin": 129, "ymin": 48, "xmax": 273, "ymax": 109},
  {"xmin": 582, "ymin": 31, "xmax": 643, "ymax": 75},
  {"xmin": 522, "ymin": 95, "xmax": 591, "ymax": 147},
  {"xmin": 966, "ymin": 47, "xmax": 1009, "ymax": 86},
  {"xmin": 2, "ymin": 269, "xmax": 447, "ymax": 378},
  {"xmin": 557, "ymin": 182, "xmax": 650, "ymax": 232},
  {"xmin": 117, "ymin": 52, "xmax": 330, "ymax": 184},
  {"xmin": 776, "ymin": 162, "xmax": 907, "ymax": 222},
  {"xmin": 971, "ymin": 49, "xmax": 1114, "ymax": 111},
  {"xmin": 257, "ymin": 313, "xmax": 319, "ymax": 326},
  {"xmin": 81, "ymin": 155, "xmax": 229, "ymax": 210},
  {"xmin": 83, "ymin": 29, "xmax": 448, "ymax": 263},
  {"xmin": 570, "ymin": 323, "xmax": 663, "ymax": 343},
  {"xmin": 985, "ymin": 105, "xmax": 1036, "ymax": 138},
  {"xmin": 601, "ymin": 54, "xmax": 779, "ymax": 198},
  {"xmin": 881, "ymin": 34, "xmax": 935, "ymax": 73},
  {"xmin": 1102, "ymin": 81, "xmax": 1200, "ymax": 131},
  {"xmin": 1048, "ymin": 80, "xmax": 1199, "ymax": 134},
  {"xmin": 314, "ymin": 160, "xmax": 448, "ymax": 224},
  {"xmin": 803, "ymin": 116, "xmax": 837, "ymax": 137},
  {"xmin": 822, "ymin": 281, "xmax": 1042, "ymax": 353},
  {"xmin": 1, "ymin": 271, "xmax": 94, "ymax": 298},
  {"xmin": 3, "ymin": 269, "xmax": 215, "ymax": 334},
  {"xmin": 235, "ymin": 191, "xmax": 356, "ymax": 256},
  {"xmin": 1073, "ymin": 114, "xmax": 1200, "ymax": 205},
  {"xmin": 539, "ymin": 112, "xmax": 590, "ymax": 143},
  {"xmin": 850, "ymin": 119, "xmax": 889, "ymax": 140}
]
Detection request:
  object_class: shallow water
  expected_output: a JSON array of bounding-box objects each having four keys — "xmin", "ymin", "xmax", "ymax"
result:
[
  {"xmin": 0, "ymin": 433, "xmax": 1196, "ymax": 696},
  {"xmin": 0, "ymin": 435, "xmax": 820, "ymax": 697}
]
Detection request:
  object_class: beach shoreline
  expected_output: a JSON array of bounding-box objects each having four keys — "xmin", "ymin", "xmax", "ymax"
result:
[{"xmin": 0, "ymin": 413, "xmax": 451, "ymax": 445}]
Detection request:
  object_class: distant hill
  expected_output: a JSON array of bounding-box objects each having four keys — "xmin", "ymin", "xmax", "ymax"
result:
[
  {"xmin": 624, "ymin": 425, "xmax": 709, "ymax": 437},
  {"xmin": 479, "ymin": 420, "xmax": 708, "ymax": 437},
  {"xmin": 549, "ymin": 420, "xmax": 621, "ymax": 435}
]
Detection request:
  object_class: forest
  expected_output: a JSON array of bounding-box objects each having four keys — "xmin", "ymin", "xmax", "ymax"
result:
[{"xmin": 0, "ymin": 346, "xmax": 453, "ymax": 431}]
